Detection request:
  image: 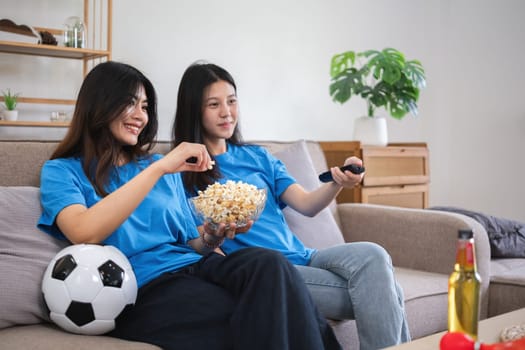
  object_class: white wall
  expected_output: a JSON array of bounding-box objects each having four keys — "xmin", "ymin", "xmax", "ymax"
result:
[{"xmin": 1, "ymin": 0, "xmax": 524, "ymax": 222}]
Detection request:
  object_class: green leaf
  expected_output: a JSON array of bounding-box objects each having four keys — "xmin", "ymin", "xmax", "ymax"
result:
[
  {"xmin": 329, "ymin": 76, "xmax": 352, "ymax": 104},
  {"xmin": 330, "ymin": 51, "xmax": 356, "ymax": 78},
  {"xmin": 363, "ymin": 48, "xmax": 405, "ymax": 85},
  {"xmin": 404, "ymin": 60, "xmax": 426, "ymax": 89},
  {"xmin": 329, "ymin": 67, "xmax": 365, "ymax": 104},
  {"xmin": 367, "ymin": 83, "xmax": 389, "ymax": 109},
  {"xmin": 387, "ymin": 80, "xmax": 419, "ymax": 118}
]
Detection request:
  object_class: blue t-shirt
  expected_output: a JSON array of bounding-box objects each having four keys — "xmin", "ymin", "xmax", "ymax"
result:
[
  {"xmin": 190, "ymin": 143, "xmax": 315, "ymax": 265},
  {"xmin": 38, "ymin": 154, "xmax": 203, "ymax": 288}
]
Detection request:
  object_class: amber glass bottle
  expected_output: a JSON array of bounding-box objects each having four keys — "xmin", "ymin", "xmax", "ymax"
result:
[{"xmin": 448, "ymin": 229, "xmax": 482, "ymax": 340}]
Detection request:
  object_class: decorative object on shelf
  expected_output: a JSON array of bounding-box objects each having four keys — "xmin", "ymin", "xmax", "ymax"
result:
[
  {"xmin": 0, "ymin": 18, "xmax": 41, "ymax": 44},
  {"xmin": 50, "ymin": 111, "xmax": 70, "ymax": 122},
  {"xmin": 63, "ymin": 16, "xmax": 85, "ymax": 48},
  {"xmin": 38, "ymin": 30, "xmax": 57, "ymax": 45},
  {"xmin": 329, "ymin": 47, "xmax": 426, "ymax": 146},
  {"xmin": 1, "ymin": 89, "xmax": 20, "ymax": 121}
]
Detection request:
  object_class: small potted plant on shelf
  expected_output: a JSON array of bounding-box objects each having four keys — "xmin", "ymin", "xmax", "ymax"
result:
[
  {"xmin": 2, "ymin": 89, "xmax": 20, "ymax": 121},
  {"xmin": 329, "ymin": 47, "xmax": 426, "ymax": 145}
]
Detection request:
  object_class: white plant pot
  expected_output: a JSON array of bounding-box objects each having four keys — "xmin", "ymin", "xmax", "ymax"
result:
[
  {"xmin": 2, "ymin": 110, "xmax": 19, "ymax": 121},
  {"xmin": 353, "ymin": 116, "xmax": 388, "ymax": 146}
]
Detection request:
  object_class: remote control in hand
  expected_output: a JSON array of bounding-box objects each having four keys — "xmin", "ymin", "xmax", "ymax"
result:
[{"xmin": 318, "ymin": 164, "xmax": 365, "ymax": 183}]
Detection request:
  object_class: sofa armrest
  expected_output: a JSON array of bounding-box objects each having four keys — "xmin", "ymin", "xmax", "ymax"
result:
[{"xmin": 336, "ymin": 203, "xmax": 491, "ymax": 317}]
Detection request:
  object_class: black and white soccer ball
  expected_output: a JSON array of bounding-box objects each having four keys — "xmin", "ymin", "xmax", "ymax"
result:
[{"xmin": 42, "ymin": 244, "xmax": 137, "ymax": 335}]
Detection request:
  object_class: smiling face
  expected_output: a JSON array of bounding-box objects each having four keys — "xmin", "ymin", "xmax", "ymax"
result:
[
  {"xmin": 109, "ymin": 85, "xmax": 148, "ymax": 146},
  {"xmin": 201, "ymin": 80, "xmax": 238, "ymax": 148}
]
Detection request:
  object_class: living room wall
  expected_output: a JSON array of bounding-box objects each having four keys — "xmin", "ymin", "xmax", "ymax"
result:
[{"xmin": 1, "ymin": 0, "xmax": 524, "ymax": 223}]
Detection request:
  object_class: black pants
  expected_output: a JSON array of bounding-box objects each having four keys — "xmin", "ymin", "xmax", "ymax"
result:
[{"xmin": 109, "ymin": 247, "xmax": 341, "ymax": 350}]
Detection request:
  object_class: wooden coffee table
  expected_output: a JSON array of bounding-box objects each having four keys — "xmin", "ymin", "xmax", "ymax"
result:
[{"xmin": 383, "ymin": 308, "xmax": 525, "ymax": 349}]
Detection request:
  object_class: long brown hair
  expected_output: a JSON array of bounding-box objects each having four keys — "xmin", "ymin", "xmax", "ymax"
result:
[
  {"xmin": 51, "ymin": 61, "xmax": 158, "ymax": 196},
  {"xmin": 172, "ymin": 62, "xmax": 244, "ymax": 195}
]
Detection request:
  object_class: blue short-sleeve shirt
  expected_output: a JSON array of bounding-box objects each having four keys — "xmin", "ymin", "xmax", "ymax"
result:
[
  {"xmin": 38, "ymin": 154, "xmax": 202, "ymax": 287},
  {"xmin": 189, "ymin": 143, "xmax": 315, "ymax": 265}
]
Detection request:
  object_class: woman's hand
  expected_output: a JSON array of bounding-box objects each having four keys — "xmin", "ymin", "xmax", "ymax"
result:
[
  {"xmin": 189, "ymin": 221, "xmax": 253, "ymax": 255},
  {"xmin": 329, "ymin": 156, "xmax": 364, "ymax": 188},
  {"xmin": 203, "ymin": 220, "xmax": 254, "ymax": 240},
  {"xmin": 158, "ymin": 142, "xmax": 215, "ymax": 174}
]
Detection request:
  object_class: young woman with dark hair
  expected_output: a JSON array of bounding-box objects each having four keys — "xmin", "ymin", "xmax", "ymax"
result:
[
  {"xmin": 37, "ymin": 61, "xmax": 341, "ymax": 350},
  {"xmin": 172, "ymin": 61, "xmax": 411, "ymax": 350}
]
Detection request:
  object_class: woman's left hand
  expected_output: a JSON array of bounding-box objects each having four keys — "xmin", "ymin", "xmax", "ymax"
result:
[{"xmin": 204, "ymin": 220, "xmax": 254, "ymax": 240}]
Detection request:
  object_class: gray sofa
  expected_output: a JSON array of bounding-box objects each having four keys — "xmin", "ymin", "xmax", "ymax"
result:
[{"xmin": 0, "ymin": 139, "xmax": 521, "ymax": 349}]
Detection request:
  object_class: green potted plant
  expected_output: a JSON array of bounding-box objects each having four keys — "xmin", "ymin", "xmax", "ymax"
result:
[
  {"xmin": 329, "ymin": 47, "xmax": 426, "ymax": 145},
  {"xmin": 2, "ymin": 89, "xmax": 20, "ymax": 121}
]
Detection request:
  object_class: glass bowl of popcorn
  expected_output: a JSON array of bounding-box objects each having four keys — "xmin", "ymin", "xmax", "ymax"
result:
[{"xmin": 189, "ymin": 180, "xmax": 267, "ymax": 230}]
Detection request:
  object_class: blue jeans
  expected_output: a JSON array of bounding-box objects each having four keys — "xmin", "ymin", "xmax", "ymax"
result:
[{"xmin": 295, "ymin": 242, "xmax": 410, "ymax": 350}]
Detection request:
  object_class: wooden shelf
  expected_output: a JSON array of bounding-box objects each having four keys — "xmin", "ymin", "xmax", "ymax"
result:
[
  {"xmin": 0, "ymin": 96, "xmax": 76, "ymax": 105},
  {"xmin": 0, "ymin": 40, "xmax": 110, "ymax": 60},
  {"xmin": 0, "ymin": 120, "xmax": 69, "ymax": 128}
]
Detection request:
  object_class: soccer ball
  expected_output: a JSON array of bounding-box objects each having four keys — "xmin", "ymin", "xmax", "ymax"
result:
[{"xmin": 42, "ymin": 244, "xmax": 137, "ymax": 335}]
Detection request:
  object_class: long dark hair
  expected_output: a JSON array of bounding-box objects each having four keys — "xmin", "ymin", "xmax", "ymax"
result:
[
  {"xmin": 51, "ymin": 61, "xmax": 158, "ymax": 196},
  {"xmin": 172, "ymin": 61, "xmax": 244, "ymax": 195}
]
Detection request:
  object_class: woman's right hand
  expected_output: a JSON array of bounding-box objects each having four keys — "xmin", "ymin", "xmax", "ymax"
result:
[{"xmin": 158, "ymin": 142, "xmax": 214, "ymax": 174}]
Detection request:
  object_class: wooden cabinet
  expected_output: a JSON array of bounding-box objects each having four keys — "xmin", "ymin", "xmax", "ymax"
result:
[
  {"xmin": 319, "ymin": 141, "xmax": 430, "ymax": 209},
  {"xmin": 0, "ymin": 0, "xmax": 112, "ymax": 128}
]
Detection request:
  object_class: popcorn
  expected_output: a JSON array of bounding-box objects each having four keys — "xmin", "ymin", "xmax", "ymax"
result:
[{"xmin": 191, "ymin": 180, "xmax": 266, "ymax": 227}]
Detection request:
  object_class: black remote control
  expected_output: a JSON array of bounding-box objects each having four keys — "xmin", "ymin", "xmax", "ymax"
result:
[{"xmin": 318, "ymin": 164, "xmax": 365, "ymax": 183}]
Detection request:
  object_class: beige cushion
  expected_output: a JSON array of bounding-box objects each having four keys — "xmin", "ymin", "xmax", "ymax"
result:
[
  {"xmin": 489, "ymin": 259, "xmax": 525, "ymax": 316},
  {"xmin": 272, "ymin": 140, "xmax": 344, "ymax": 249},
  {"xmin": 394, "ymin": 267, "xmax": 449, "ymax": 339},
  {"xmin": 0, "ymin": 186, "xmax": 68, "ymax": 329},
  {"xmin": 0, "ymin": 141, "xmax": 57, "ymax": 187},
  {"xmin": 0, "ymin": 323, "xmax": 160, "ymax": 350}
]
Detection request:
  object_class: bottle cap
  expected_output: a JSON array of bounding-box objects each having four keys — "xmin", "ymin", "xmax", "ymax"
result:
[{"xmin": 458, "ymin": 229, "xmax": 474, "ymax": 239}]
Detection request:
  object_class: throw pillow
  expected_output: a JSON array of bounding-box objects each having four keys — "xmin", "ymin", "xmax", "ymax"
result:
[
  {"xmin": 429, "ymin": 206, "xmax": 525, "ymax": 258},
  {"xmin": 0, "ymin": 186, "xmax": 68, "ymax": 329},
  {"xmin": 271, "ymin": 140, "xmax": 344, "ymax": 249}
]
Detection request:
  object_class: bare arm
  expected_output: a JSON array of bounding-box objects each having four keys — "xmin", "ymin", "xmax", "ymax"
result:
[
  {"xmin": 281, "ymin": 156, "xmax": 364, "ymax": 217},
  {"xmin": 55, "ymin": 142, "xmax": 213, "ymax": 244}
]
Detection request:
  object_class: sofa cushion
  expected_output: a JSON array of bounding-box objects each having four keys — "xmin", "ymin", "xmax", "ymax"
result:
[
  {"xmin": 272, "ymin": 140, "xmax": 344, "ymax": 249},
  {"xmin": 394, "ymin": 267, "xmax": 449, "ymax": 339},
  {"xmin": 490, "ymin": 259, "xmax": 525, "ymax": 286},
  {"xmin": 488, "ymin": 259, "xmax": 525, "ymax": 316},
  {"xmin": 0, "ymin": 141, "xmax": 58, "ymax": 187},
  {"xmin": 0, "ymin": 186, "xmax": 68, "ymax": 329},
  {"xmin": 0, "ymin": 323, "xmax": 160, "ymax": 350}
]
